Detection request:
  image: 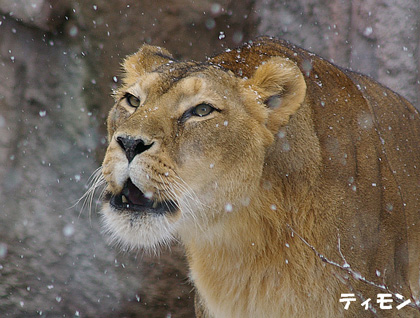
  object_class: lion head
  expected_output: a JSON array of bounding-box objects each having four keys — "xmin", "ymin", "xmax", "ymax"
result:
[{"xmin": 101, "ymin": 43, "xmax": 308, "ymax": 250}]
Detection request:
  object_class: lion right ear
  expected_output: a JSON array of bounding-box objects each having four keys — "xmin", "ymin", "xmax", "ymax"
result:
[
  {"xmin": 244, "ymin": 57, "xmax": 307, "ymax": 132},
  {"xmin": 121, "ymin": 45, "xmax": 175, "ymax": 86}
]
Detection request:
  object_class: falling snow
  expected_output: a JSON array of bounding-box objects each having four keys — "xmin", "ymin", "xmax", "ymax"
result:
[
  {"xmin": 225, "ymin": 203, "xmax": 233, "ymax": 212},
  {"xmin": 1, "ymin": 1, "xmax": 419, "ymax": 317}
]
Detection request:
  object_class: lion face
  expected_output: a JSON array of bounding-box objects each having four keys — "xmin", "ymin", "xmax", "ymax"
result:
[{"xmin": 101, "ymin": 46, "xmax": 306, "ymax": 250}]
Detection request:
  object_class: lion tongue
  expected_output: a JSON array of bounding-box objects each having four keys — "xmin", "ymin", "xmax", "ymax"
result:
[{"xmin": 123, "ymin": 179, "xmax": 149, "ymax": 206}]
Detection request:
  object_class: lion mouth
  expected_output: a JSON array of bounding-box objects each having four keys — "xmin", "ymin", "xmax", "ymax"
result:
[{"xmin": 108, "ymin": 179, "xmax": 177, "ymax": 215}]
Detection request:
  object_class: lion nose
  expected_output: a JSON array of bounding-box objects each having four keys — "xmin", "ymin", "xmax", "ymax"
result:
[{"xmin": 116, "ymin": 136, "xmax": 154, "ymax": 163}]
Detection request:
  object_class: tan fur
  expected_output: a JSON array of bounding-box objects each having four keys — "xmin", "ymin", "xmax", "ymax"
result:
[{"xmin": 100, "ymin": 37, "xmax": 420, "ymax": 317}]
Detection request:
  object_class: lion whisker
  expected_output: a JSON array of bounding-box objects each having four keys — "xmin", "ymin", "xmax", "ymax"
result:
[
  {"xmin": 72, "ymin": 166, "xmax": 106, "ymax": 218},
  {"xmin": 173, "ymin": 175, "xmax": 206, "ymax": 209}
]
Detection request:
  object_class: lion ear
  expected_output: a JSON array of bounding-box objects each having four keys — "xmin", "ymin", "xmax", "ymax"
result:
[
  {"xmin": 245, "ymin": 57, "xmax": 307, "ymax": 132},
  {"xmin": 121, "ymin": 45, "xmax": 175, "ymax": 86}
]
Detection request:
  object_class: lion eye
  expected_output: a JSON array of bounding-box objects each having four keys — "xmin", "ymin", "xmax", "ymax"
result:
[
  {"xmin": 125, "ymin": 93, "xmax": 141, "ymax": 108},
  {"xmin": 192, "ymin": 103, "xmax": 214, "ymax": 117}
]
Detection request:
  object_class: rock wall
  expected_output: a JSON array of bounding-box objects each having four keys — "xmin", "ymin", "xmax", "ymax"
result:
[{"xmin": 0, "ymin": 1, "xmax": 418, "ymax": 317}]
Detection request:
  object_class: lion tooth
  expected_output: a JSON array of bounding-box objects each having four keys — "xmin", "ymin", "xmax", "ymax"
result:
[
  {"xmin": 152, "ymin": 201, "xmax": 158, "ymax": 209},
  {"xmin": 122, "ymin": 195, "xmax": 128, "ymax": 204}
]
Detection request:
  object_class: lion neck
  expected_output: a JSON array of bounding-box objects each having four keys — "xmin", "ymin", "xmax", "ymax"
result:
[{"xmin": 182, "ymin": 188, "xmax": 331, "ymax": 318}]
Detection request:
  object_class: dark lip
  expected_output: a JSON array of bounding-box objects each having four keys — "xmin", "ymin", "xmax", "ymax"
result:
[{"xmin": 106, "ymin": 179, "xmax": 178, "ymax": 215}]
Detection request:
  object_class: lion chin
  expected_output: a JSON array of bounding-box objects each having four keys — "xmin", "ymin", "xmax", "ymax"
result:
[
  {"xmin": 100, "ymin": 203, "xmax": 177, "ymax": 252},
  {"xmin": 97, "ymin": 37, "xmax": 420, "ymax": 318}
]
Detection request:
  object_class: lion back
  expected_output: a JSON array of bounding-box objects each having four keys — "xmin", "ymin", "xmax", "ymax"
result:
[
  {"xmin": 210, "ymin": 37, "xmax": 420, "ymax": 303},
  {"xmin": 343, "ymin": 70, "xmax": 420, "ymax": 299}
]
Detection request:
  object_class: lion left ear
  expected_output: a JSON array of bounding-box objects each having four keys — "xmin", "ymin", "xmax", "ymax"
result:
[
  {"xmin": 244, "ymin": 57, "xmax": 307, "ymax": 132},
  {"xmin": 122, "ymin": 45, "xmax": 175, "ymax": 87}
]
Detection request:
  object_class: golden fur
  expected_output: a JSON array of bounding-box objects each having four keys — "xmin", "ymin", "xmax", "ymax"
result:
[{"xmin": 100, "ymin": 37, "xmax": 420, "ymax": 317}]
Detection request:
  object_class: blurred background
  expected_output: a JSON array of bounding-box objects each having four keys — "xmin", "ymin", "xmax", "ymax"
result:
[{"xmin": 0, "ymin": 0, "xmax": 418, "ymax": 317}]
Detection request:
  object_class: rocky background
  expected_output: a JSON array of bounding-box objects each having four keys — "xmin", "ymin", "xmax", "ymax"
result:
[{"xmin": 0, "ymin": 1, "xmax": 418, "ymax": 317}]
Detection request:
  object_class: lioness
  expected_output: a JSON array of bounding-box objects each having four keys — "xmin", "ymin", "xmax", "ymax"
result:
[{"xmin": 100, "ymin": 37, "xmax": 420, "ymax": 317}]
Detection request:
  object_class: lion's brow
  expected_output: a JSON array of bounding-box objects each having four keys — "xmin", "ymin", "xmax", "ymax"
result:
[{"xmin": 152, "ymin": 63, "xmax": 211, "ymax": 95}]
